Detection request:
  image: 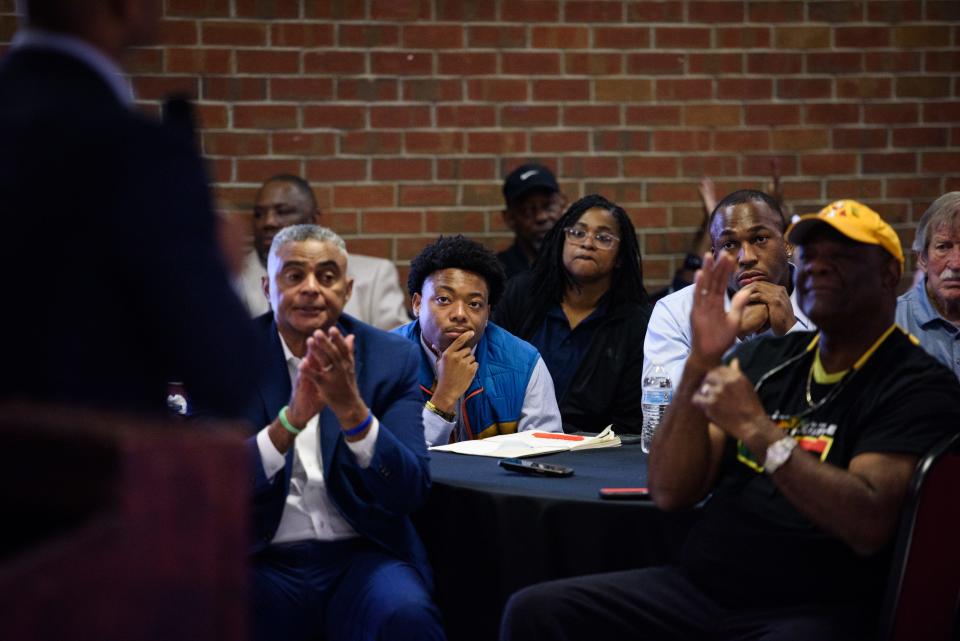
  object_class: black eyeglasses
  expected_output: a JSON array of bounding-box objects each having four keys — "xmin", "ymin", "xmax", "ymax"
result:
[{"xmin": 563, "ymin": 227, "xmax": 620, "ymax": 250}]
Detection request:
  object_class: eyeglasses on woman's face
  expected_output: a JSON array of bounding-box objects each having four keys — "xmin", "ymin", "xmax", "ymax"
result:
[{"xmin": 563, "ymin": 226, "xmax": 621, "ymax": 250}]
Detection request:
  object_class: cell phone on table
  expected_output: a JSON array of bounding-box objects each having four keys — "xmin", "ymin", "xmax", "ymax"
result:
[
  {"xmin": 598, "ymin": 487, "xmax": 651, "ymax": 500},
  {"xmin": 498, "ymin": 458, "xmax": 574, "ymax": 477}
]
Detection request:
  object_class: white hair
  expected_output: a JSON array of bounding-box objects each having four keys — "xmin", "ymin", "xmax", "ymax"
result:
[
  {"xmin": 266, "ymin": 224, "xmax": 348, "ymax": 276},
  {"xmin": 913, "ymin": 192, "xmax": 960, "ymax": 257}
]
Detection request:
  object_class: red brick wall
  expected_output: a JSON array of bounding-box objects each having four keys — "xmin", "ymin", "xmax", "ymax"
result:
[{"xmin": 2, "ymin": 0, "xmax": 959, "ymax": 288}]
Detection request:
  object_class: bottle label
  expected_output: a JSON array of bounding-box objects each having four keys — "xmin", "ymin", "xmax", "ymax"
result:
[{"xmin": 642, "ymin": 389, "xmax": 673, "ymax": 404}]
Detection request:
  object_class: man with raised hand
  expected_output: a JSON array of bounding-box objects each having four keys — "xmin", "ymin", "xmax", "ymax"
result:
[
  {"xmin": 501, "ymin": 200, "xmax": 960, "ymax": 641},
  {"xmin": 644, "ymin": 189, "xmax": 813, "ymax": 388}
]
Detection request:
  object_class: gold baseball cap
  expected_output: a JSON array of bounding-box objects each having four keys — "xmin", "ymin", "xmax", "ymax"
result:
[{"xmin": 786, "ymin": 199, "xmax": 904, "ymax": 267}]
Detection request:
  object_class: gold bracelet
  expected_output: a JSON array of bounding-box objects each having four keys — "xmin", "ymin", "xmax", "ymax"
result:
[{"xmin": 425, "ymin": 399, "xmax": 455, "ymax": 422}]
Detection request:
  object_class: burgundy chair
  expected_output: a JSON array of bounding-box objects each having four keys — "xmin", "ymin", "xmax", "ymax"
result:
[
  {"xmin": 0, "ymin": 403, "xmax": 250, "ymax": 641},
  {"xmin": 877, "ymin": 432, "xmax": 960, "ymax": 641}
]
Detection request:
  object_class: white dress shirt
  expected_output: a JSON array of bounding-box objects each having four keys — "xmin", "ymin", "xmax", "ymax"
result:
[
  {"xmin": 418, "ymin": 334, "xmax": 563, "ymax": 446},
  {"xmin": 643, "ymin": 266, "xmax": 814, "ymax": 388},
  {"xmin": 255, "ymin": 333, "xmax": 379, "ymax": 543}
]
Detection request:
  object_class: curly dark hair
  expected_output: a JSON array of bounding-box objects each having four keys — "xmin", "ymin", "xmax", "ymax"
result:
[
  {"xmin": 407, "ymin": 235, "xmax": 507, "ymax": 306},
  {"xmin": 510, "ymin": 194, "xmax": 647, "ymax": 337}
]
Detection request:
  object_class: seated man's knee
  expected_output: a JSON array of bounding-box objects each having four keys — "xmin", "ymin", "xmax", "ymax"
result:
[
  {"xmin": 501, "ymin": 582, "xmax": 565, "ymax": 638},
  {"xmin": 380, "ymin": 595, "xmax": 445, "ymax": 641}
]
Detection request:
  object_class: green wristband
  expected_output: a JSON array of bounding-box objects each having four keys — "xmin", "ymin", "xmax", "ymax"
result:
[{"xmin": 278, "ymin": 405, "xmax": 302, "ymax": 436}]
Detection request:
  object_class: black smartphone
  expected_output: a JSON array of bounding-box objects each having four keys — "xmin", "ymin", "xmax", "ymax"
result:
[
  {"xmin": 498, "ymin": 458, "xmax": 574, "ymax": 477},
  {"xmin": 598, "ymin": 487, "xmax": 652, "ymax": 500}
]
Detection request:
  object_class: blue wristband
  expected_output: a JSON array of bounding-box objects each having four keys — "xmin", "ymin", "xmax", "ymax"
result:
[{"xmin": 343, "ymin": 412, "xmax": 373, "ymax": 437}]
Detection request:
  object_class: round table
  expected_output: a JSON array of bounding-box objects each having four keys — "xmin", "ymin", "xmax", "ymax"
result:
[{"xmin": 415, "ymin": 445, "xmax": 699, "ymax": 641}]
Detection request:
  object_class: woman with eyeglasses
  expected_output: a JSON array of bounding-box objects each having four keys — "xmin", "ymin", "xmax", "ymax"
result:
[{"xmin": 493, "ymin": 194, "xmax": 652, "ymax": 434}]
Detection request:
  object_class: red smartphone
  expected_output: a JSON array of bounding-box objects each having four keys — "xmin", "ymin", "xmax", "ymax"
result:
[{"xmin": 598, "ymin": 487, "xmax": 651, "ymax": 500}]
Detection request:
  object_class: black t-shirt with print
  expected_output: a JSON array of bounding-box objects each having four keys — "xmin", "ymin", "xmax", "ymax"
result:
[{"xmin": 680, "ymin": 328, "xmax": 960, "ymax": 609}]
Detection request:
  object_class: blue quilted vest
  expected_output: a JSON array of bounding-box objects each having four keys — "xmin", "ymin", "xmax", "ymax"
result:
[{"xmin": 393, "ymin": 320, "xmax": 539, "ymax": 440}]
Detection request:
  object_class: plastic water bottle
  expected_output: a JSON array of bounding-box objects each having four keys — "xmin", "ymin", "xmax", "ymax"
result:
[{"xmin": 641, "ymin": 365, "xmax": 673, "ymax": 453}]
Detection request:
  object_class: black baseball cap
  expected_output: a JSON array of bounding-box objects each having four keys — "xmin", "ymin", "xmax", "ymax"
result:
[{"xmin": 502, "ymin": 163, "xmax": 559, "ymax": 206}]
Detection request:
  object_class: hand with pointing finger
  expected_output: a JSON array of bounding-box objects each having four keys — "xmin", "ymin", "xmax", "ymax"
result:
[{"xmin": 430, "ymin": 330, "xmax": 478, "ymax": 415}]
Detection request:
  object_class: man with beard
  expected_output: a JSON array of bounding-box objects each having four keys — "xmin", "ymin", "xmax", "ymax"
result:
[
  {"xmin": 497, "ymin": 163, "xmax": 567, "ymax": 280},
  {"xmin": 644, "ymin": 189, "xmax": 813, "ymax": 387}
]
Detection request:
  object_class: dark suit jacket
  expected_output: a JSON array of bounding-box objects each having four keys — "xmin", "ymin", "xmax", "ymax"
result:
[
  {"xmin": 0, "ymin": 46, "xmax": 259, "ymax": 417},
  {"xmin": 242, "ymin": 313, "xmax": 433, "ymax": 585}
]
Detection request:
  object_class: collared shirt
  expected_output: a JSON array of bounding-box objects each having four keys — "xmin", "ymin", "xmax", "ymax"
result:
[
  {"xmin": 643, "ymin": 264, "xmax": 814, "ymax": 388},
  {"xmin": 255, "ymin": 333, "xmax": 379, "ymax": 543},
  {"xmin": 11, "ymin": 28, "xmax": 134, "ymax": 107},
  {"xmin": 419, "ymin": 333, "xmax": 562, "ymax": 446},
  {"xmin": 531, "ymin": 302, "xmax": 607, "ymax": 402},
  {"xmin": 895, "ymin": 277, "xmax": 960, "ymax": 381}
]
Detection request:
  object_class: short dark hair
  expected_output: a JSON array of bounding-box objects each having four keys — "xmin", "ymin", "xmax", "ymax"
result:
[
  {"xmin": 262, "ymin": 174, "xmax": 318, "ymax": 212},
  {"xmin": 709, "ymin": 189, "xmax": 786, "ymax": 232},
  {"xmin": 407, "ymin": 235, "xmax": 507, "ymax": 306}
]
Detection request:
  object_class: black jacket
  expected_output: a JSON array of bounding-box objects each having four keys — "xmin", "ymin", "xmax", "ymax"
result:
[
  {"xmin": 0, "ymin": 47, "xmax": 260, "ymax": 417},
  {"xmin": 493, "ymin": 271, "xmax": 652, "ymax": 434}
]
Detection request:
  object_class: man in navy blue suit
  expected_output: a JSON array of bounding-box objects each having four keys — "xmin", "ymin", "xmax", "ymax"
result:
[
  {"xmin": 0, "ymin": 0, "xmax": 258, "ymax": 416},
  {"xmin": 243, "ymin": 224, "xmax": 445, "ymax": 641}
]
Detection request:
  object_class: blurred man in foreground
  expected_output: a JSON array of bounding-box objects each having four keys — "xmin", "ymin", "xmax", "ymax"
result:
[{"xmin": 0, "ymin": 0, "xmax": 258, "ymax": 416}]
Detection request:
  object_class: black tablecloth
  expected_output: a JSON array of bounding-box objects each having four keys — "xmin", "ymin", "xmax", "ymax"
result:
[{"xmin": 415, "ymin": 445, "xmax": 699, "ymax": 641}]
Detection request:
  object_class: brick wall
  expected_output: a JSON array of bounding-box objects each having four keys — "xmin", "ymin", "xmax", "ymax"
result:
[{"xmin": 2, "ymin": 0, "xmax": 958, "ymax": 289}]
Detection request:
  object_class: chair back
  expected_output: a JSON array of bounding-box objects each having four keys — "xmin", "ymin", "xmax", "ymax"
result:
[
  {"xmin": 877, "ymin": 432, "xmax": 960, "ymax": 641},
  {"xmin": 0, "ymin": 402, "xmax": 250, "ymax": 641}
]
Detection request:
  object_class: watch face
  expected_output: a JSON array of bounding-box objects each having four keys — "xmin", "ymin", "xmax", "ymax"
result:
[{"xmin": 765, "ymin": 437, "xmax": 797, "ymax": 474}]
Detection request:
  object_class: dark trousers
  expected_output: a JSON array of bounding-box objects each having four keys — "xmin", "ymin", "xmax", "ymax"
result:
[
  {"xmin": 500, "ymin": 566, "xmax": 869, "ymax": 641},
  {"xmin": 252, "ymin": 539, "xmax": 446, "ymax": 641}
]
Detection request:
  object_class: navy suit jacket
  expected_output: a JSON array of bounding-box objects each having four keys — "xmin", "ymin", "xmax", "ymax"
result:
[
  {"xmin": 242, "ymin": 313, "xmax": 433, "ymax": 586},
  {"xmin": 0, "ymin": 46, "xmax": 259, "ymax": 417}
]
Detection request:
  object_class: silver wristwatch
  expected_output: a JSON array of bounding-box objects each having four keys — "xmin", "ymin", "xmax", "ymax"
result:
[{"xmin": 763, "ymin": 436, "xmax": 797, "ymax": 475}]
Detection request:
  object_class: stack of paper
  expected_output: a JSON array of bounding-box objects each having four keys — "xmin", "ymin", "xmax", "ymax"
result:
[{"xmin": 430, "ymin": 425, "xmax": 621, "ymax": 459}]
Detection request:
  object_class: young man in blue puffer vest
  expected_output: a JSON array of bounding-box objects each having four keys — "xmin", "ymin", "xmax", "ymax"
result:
[{"xmin": 395, "ymin": 235, "xmax": 563, "ymax": 446}]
